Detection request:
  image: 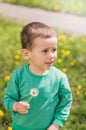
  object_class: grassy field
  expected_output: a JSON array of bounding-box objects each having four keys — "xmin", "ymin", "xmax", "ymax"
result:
[
  {"xmin": 3, "ymin": 0, "xmax": 86, "ymax": 16},
  {"xmin": 0, "ymin": 17, "xmax": 86, "ymax": 130}
]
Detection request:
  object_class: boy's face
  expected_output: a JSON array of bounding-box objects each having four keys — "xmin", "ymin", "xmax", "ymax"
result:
[{"xmin": 23, "ymin": 37, "xmax": 57, "ymax": 75}]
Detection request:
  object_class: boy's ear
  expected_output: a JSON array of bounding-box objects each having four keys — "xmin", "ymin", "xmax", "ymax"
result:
[{"xmin": 21, "ymin": 49, "xmax": 30, "ymax": 59}]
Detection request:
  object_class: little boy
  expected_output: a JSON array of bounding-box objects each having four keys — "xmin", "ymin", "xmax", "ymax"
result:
[{"xmin": 2, "ymin": 22, "xmax": 72, "ymax": 130}]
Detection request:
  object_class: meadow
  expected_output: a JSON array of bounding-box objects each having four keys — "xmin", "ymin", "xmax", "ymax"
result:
[
  {"xmin": 3, "ymin": 0, "xmax": 86, "ymax": 16},
  {"xmin": 0, "ymin": 1, "xmax": 86, "ymax": 130},
  {"xmin": 0, "ymin": 17, "xmax": 86, "ymax": 130}
]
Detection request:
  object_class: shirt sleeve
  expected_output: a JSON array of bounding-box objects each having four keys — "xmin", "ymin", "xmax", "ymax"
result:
[
  {"xmin": 53, "ymin": 73, "xmax": 72, "ymax": 127},
  {"xmin": 2, "ymin": 71, "xmax": 20, "ymax": 112}
]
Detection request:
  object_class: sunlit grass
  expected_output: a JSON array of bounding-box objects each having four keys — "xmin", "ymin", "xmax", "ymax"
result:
[{"xmin": 0, "ymin": 18, "xmax": 86, "ymax": 130}]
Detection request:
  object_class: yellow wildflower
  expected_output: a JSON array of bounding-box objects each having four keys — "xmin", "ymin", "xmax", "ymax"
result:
[
  {"xmin": 82, "ymin": 37, "xmax": 86, "ymax": 43},
  {"xmin": 15, "ymin": 54, "xmax": 20, "ymax": 60},
  {"xmin": 84, "ymin": 92, "xmax": 86, "ymax": 95},
  {"xmin": 77, "ymin": 85, "xmax": 83, "ymax": 90},
  {"xmin": 8, "ymin": 126, "xmax": 12, "ymax": 130},
  {"xmin": 17, "ymin": 50, "xmax": 21, "ymax": 55},
  {"xmin": 15, "ymin": 61, "xmax": 19, "ymax": 65},
  {"xmin": 76, "ymin": 91, "xmax": 80, "ymax": 95},
  {"xmin": 53, "ymin": 4, "xmax": 61, "ymax": 11},
  {"xmin": 65, "ymin": 50, "xmax": 71, "ymax": 56},
  {"xmin": 58, "ymin": 34, "xmax": 66, "ymax": 42},
  {"xmin": 62, "ymin": 68, "xmax": 67, "ymax": 73},
  {"xmin": 69, "ymin": 36, "xmax": 74, "ymax": 42},
  {"xmin": 70, "ymin": 60, "xmax": 77, "ymax": 66},
  {"xmin": 5, "ymin": 75, "xmax": 10, "ymax": 81},
  {"xmin": 57, "ymin": 58, "xmax": 62, "ymax": 63},
  {"xmin": 61, "ymin": 49, "xmax": 66, "ymax": 54},
  {"xmin": 61, "ymin": 49, "xmax": 71, "ymax": 57},
  {"xmin": 0, "ymin": 109, "xmax": 4, "ymax": 116}
]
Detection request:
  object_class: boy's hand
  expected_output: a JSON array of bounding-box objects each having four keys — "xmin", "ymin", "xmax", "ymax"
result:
[
  {"xmin": 12, "ymin": 101, "xmax": 30, "ymax": 114},
  {"xmin": 47, "ymin": 123, "xmax": 60, "ymax": 130}
]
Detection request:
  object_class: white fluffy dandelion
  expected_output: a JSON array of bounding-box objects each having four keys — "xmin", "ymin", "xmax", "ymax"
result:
[
  {"xmin": 28, "ymin": 88, "xmax": 39, "ymax": 103},
  {"xmin": 30, "ymin": 88, "xmax": 39, "ymax": 96}
]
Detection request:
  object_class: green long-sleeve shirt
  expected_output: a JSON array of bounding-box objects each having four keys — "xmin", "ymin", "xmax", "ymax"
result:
[{"xmin": 2, "ymin": 64, "xmax": 72, "ymax": 130}]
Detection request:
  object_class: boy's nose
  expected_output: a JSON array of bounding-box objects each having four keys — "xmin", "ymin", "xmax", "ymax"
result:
[{"xmin": 48, "ymin": 52, "xmax": 54, "ymax": 59}]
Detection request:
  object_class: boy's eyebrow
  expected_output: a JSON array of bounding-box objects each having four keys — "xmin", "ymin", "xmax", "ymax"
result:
[
  {"xmin": 42, "ymin": 47, "xmax": 49, "ymax": 50},
  {"xmin": 42, "ymin": 48, "xmax": 49, "ymax": 51},
  {"xmin": 42, "ymin": 47, "xmax": 57, "ymax": 50}
]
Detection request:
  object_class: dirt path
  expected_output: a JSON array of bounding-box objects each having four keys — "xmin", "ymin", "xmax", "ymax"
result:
[{"xmin": 0, "ymin": 2, "xmax": 86, "ymax": 35}]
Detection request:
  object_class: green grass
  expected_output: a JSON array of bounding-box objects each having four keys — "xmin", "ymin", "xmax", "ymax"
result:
[
  {"xmin": 0, "ymin": 18, "xmax": 86, "ymax": 130},
  {"xmin": 3, "ymin": 0, "xmax": 86, "ymax": 16}
]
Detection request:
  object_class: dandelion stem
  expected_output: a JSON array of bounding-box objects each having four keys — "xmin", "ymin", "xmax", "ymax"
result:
[{"xmin": 27, "ymin": 96, "xmax": 33, "ymax": 103}]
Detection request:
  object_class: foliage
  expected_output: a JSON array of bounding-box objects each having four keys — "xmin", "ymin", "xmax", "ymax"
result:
[
  {"xmin": 3, "ymin": 0, "xmax": 86, "ymax": 16},
  {"xmin": 0, "ymin": 18, "xmax": 86, "ymax": 130}
]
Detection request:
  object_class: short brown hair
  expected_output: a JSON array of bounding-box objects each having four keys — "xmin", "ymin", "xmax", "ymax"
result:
[{"xmin": 21, "ymin": 22, "xmax": 56, "ymax": 49}]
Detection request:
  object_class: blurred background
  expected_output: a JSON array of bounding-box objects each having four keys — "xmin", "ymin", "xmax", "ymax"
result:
[{"xmin": 0, "ymin": 0, "xmax": 86, "ymax": 130}]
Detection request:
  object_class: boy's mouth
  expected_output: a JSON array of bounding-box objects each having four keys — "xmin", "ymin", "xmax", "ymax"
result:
[{"xmin": 45, "ymin": 61, "xmax": 54, "ymax": 66}]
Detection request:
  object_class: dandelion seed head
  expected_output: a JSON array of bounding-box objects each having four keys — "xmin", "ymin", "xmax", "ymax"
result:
[{"xmin": 30, "ymin": 88, "xmax": 39, "ymax": 97}]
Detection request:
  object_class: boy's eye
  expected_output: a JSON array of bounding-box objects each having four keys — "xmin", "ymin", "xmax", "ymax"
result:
[
  {"xmin": 53, "ymin": 48, "xmax": 57, "ymax": 52},
  {"xmin": 53, "ymin": 48, "xmax": 56, "ymax": 51},
  {"xmin": 42, "ymin": 49, "xmax": 48, "ymax": 53}
]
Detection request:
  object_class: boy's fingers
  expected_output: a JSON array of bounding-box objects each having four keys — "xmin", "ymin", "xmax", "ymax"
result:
[
  {"xmin": 22, "ymin": 102, "xmax": 30, "ymax": 109},
  {"xmin": 27, "ymin": 103, "xmax": 30, "ymax": 109},
  {"xmin": 19, "ymin": 101, "xmax": 30, "ymax": 109}
]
